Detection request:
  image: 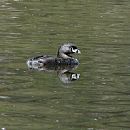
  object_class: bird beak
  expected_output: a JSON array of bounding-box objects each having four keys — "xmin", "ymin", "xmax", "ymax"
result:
[
  {"xmin": 71, "ymin": 73, "xmax": 80, "ymax": 80},
  {"xmin": 77, "ymin": 49, "xmax": 81, "ymax": 54},
  {"xmin": 72, "ymin": 48, "xmax": 81, "ymax": 54}
]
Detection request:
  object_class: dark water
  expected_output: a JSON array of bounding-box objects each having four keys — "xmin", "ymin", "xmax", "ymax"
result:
[{"xmin": 0, "ymin": 0, "xmax": 130, "ymax": 130}]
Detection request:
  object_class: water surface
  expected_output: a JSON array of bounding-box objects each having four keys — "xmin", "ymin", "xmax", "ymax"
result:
[{"xmin": 0, "ymin": 0, "xmax": 130, "ymax": 130}]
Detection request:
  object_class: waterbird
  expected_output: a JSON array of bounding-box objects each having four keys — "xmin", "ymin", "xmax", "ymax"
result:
[{"xmin": 27, "ymin": 43, "xmax": 81, "ymax": 69}]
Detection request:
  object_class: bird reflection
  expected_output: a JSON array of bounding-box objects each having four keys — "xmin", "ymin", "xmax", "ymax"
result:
[
  {"xmin": 27, "ymin": 43, "xmax": 81, "ymax": 84},
  {"xmin": 27, "ymin": 63, "xmax": 80, "ymax": 84}
]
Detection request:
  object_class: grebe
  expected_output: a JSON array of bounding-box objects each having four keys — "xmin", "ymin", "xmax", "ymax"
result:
[{"xmin": 27, "ymin": 43, "xmax": 81, "ymax": 70}]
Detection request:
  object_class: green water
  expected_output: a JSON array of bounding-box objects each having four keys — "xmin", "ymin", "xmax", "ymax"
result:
[{"xmin": 0, "ymin": 0, "xmax": 130, "ymax": 129}]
